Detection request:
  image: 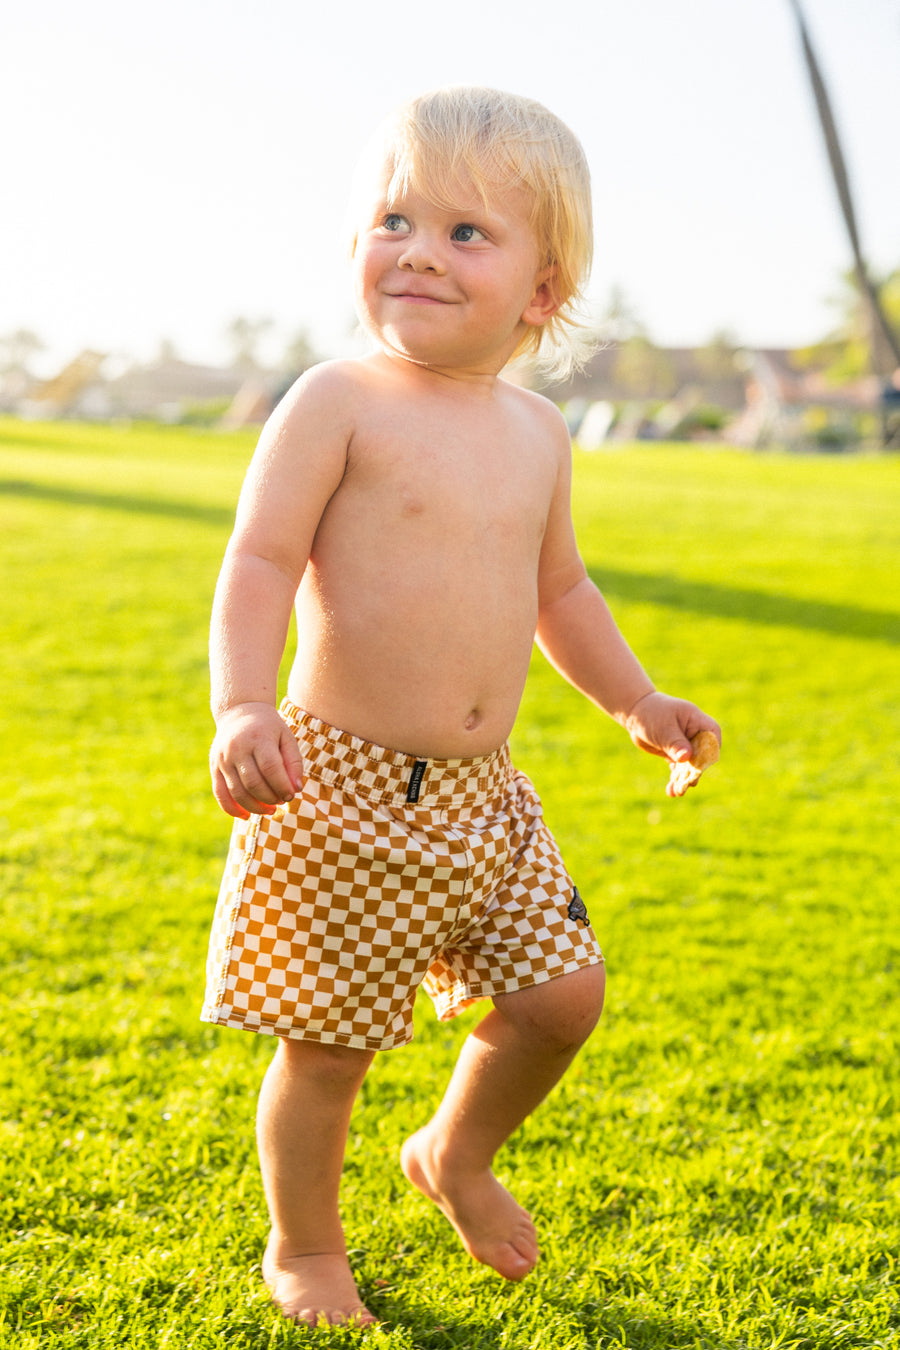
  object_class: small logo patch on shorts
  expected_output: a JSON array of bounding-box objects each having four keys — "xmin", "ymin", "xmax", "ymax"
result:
[
  {"xmin": 406, "ymin": 760, "xmax": 428, "ymax": 803},
  {"xmin": 567, "ymin": 886, "xmax": 590, "ymax": 927}
]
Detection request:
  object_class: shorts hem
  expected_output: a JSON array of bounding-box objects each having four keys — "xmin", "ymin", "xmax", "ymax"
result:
[
  {"xmin": 432, "ymin": 950, "xmax": 605, "ymax": 1023},
  {"xmin": 199, "ymin": 1008, "xmax": 413, "ymax": 1053}
]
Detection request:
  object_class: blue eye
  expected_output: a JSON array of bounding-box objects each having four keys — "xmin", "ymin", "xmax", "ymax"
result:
[
  {"xmin": 452, "ymin": 224, "xmax": 484, "ymax": 243},
  {"xmin": 382, "ymin": 213, "xmax": 410, "ymax": 233}
]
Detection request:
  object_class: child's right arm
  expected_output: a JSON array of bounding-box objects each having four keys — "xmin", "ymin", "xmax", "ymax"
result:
[
  {"xmin": 208, "ymin": 552, "xmax": 304, "ymax": 820},
  {"xmin": 208, "ymin": 364, "xmax": 352, "ymax": 819}
]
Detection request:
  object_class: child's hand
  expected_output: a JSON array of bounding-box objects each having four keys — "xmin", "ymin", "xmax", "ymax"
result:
[
  {"xmin": 210, "ymin": 702, "xmax": 304, "ymax": 819},
  {"xmin": 623, "ymin": 691, "xmax": 721, "ymax": 798}
]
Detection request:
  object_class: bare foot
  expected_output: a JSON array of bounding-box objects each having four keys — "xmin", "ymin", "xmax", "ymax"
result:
[
  {"xmin": 262, "ymin": 1245, "xmax": 379, "ymax": 1328},
  {"xmin": 400, "ymin": 1128, "xmax": 539, "ymax": 1281}
]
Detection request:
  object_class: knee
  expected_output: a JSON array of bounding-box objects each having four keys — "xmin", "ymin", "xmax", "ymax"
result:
[
  {"xmin": 275, "ymin": 1035, "xmax": 374, "ymax": 1093},
  {"xmin": 496, "ymin": 963, "xmax": 606, "ymax": 1056}
]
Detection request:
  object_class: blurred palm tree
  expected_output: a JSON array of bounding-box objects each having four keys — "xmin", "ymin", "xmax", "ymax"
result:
[
  {"xmin": 787, "ymin": 0, "xmax": 900, "ymax": 379},
  {"xmin": 226, "ymin": 316, "xmax": 275, "ymax": 373}
]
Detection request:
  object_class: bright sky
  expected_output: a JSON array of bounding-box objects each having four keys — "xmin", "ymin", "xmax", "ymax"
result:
[{"xmin": 4, "ymin": 0, "xmax": 899, "ymax": 376}]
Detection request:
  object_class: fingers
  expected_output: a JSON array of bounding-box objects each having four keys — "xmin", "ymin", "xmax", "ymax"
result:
[
  {"xmin": 212, "ymin": 766, "xmax": 252, "ymax": 820},
  {"xmin": 626, "ymin": 692, "xmax": 687, "ymax": 758},
  {"xmin": 213, "ymin": 750, "xmax": 287, "ymax": 818},
  {"xmin": 210, "ymin": 706, "xmax": 304, "ymax": 819},
  {"xmin": 625, "ymin": 692, "xmax": 721, "ymax": 797},
  {"xmin": 666, "ymin": 738, "xmax": 695, "ymax": 766},
  {"xmin": 633, "ymin": 733, "xmax": 694, "ymax": 762},
  {"xmin": 278, "ymin": 724, "xmax": 304, "ymax": 796},
  {"xmin": 639, "ymin": 700, "xmax": 721, "ymax": 761},
  {"xmin": 629, "ymin": 733, "xmax": 671, "ymax": 761}
]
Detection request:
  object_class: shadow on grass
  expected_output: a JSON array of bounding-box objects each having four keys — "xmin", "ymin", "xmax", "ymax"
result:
[
  {"xmin": 592, "ymin": 565, "xmax": 899, "ymax": 644},
  {"xmin": 4, "ymin": 479, "xmax": 896, "ymax": 645},
  {"xmin": 0, "ymin": 478, "xmax": 234, "ymax": 528}
]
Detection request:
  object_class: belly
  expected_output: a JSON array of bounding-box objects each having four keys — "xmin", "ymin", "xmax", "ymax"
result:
[{"xmin": 287, "ymin": 565, "xmax": 538, "ymax": 757}]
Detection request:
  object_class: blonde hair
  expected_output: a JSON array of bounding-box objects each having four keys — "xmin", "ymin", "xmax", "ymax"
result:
[{"xmin": 353, "ymin": 86, "xmax": 595, "ymax": 380}]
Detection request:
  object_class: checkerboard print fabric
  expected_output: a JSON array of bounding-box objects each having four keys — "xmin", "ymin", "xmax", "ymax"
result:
[{"xmin": 202, "ymin": 704, "xmax": 603, "ymax": 1050}]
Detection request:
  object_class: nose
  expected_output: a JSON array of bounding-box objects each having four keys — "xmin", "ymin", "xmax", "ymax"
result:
[{"xmin": 397, "ymin": 232, "xmax": 446, "ymax": 274}]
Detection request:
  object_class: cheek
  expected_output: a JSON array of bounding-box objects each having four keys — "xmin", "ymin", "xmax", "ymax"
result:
[
  {"xmin": 351, "ymin": 250, "xmax": 375, "ymax": 310},
  {"xmin": 353, "ymin": 243, "xmax": 386, "ymax": 299}
]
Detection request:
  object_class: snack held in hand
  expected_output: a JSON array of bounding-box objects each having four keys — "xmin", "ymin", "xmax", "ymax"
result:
[{"xmin": 669, "ymin": 729, "xmax": 720, "ymax": 793}]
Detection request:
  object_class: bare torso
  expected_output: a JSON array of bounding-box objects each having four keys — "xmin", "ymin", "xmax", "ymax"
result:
[{"xmin": 285, "ymin": 355, "xmax": 565, "ymax": 758}]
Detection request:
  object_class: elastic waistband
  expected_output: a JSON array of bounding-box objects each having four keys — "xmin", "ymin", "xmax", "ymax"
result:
[{"xmin": 280, "ymin": 701, "xmax": 513, "ymax": 809}]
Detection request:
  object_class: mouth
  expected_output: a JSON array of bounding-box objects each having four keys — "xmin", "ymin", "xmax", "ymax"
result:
[{"xmin": 387, "ymin": 290, "xmax": 449, "ymax": 305}]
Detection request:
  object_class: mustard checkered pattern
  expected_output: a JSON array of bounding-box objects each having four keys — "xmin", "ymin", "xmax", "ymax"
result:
[{"xmin": 202, "ymin": 703, "xmax": 603, "ymax": 1050}]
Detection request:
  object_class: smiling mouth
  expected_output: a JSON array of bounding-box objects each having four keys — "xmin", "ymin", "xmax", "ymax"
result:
[{"xmin": 388, "ymin": 291, "xmax": 449, "ymax": 304}]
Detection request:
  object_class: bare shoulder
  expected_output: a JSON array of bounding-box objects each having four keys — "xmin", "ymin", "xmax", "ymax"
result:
[
  {"xmin": 243, "ymin": 359, "xmax": 383, "ymax": 488},
  {"xmin": 500, "ymin": 382, "xmax": 572, "ymax": 482},
  {"xmin": 266, "ymin": 359, "xmax": 371, "ymax": 432},
  {"xmin": 503, "ymin": 380, "xmax": 570, "ymax": 438},
  {"xmin": 234, "ymin": 361, "xmax": 378, "ymax": 526}
]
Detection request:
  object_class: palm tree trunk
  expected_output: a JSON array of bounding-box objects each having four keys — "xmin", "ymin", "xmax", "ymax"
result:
[{"xmin": 787, "ymin": 0, "xmax": 900, "ymax": 378}]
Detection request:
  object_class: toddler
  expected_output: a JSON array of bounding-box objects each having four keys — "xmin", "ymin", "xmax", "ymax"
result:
[{"xmin": 202, "ymin": 85, "xmax": 720, "ymax": 1327}]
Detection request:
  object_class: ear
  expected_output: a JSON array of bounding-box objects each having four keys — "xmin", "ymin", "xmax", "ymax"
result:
[{"xmin": 521, "ymin": 267, "xmax": 562, "ymax": 328}]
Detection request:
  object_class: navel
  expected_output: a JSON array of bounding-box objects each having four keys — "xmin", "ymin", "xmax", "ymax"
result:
[{"xmin": 464, "ymin": 708, "xmax": 482, "ymax": 732}]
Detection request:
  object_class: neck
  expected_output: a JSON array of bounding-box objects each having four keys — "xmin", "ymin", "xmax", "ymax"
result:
[{"xmin": 374, "ymin": 347, "xmax": 508, "ymax": 394}]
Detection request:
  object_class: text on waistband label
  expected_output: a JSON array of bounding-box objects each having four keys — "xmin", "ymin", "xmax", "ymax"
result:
[{"xmin": 406, "ymin": 760, "xmax": 428, "ymax": 803}]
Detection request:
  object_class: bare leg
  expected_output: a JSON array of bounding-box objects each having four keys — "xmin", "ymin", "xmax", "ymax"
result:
[
  {"xmin": 401, "ymin": 963, "xmax": 605, "ymax": 1280},
  {"xmin": 257, "ymin": 1036, "xmax": 377, "ymax": 1326}
]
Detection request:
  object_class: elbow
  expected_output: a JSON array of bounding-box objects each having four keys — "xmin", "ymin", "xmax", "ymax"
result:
[{"xmin": 537, "ymin": 570, "xmax": 592, "ymax": 624}]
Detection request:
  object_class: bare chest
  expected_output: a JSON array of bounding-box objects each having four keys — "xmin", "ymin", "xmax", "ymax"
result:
[{"xmin": 331, "ymin": 410, "xmax": 556, "ymax": 555}]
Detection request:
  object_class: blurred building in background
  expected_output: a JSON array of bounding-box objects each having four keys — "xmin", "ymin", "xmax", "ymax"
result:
[{"xmin": 1, "ymin": 339, "xmax": 895, "ymax": 450}]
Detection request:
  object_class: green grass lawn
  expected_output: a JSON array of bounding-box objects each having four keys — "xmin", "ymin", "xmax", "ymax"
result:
[{"xmin": 1, "ymin": 417, "xmax": 898, "ymax": 1348}]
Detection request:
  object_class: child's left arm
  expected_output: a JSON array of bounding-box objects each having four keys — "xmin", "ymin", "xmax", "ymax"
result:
[{"xmin": 535, "ymin": 420, "xmax": 720, "ymax": 795}]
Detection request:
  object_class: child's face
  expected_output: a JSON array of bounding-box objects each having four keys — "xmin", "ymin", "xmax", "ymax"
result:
[{"xmin": 352, "ymin": 157, "xmax": 556, "ymax": 374}]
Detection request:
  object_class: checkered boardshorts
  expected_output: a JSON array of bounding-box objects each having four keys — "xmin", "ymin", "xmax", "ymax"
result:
[{"xmin": 201, "ymin": 702, "xmax": 603, "ymax": 1051}]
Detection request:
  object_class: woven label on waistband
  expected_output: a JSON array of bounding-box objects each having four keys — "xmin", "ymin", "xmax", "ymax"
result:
[{"xmin": 406, "ymin": 760, "xmax": 427, "ymax": 803}]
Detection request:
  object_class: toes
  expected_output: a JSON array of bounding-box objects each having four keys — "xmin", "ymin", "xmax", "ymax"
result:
[
  {"xmin": 263, "ymin": 1250, "xmax": 379, "ymax": 1327},
  {"xmin": 497, "ymin": 1243, "xmax": 538, "ymax": 1281},
  {"xmin": 283, "ymin": 1304, "xmax": 378, "ymax": 1328}
]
